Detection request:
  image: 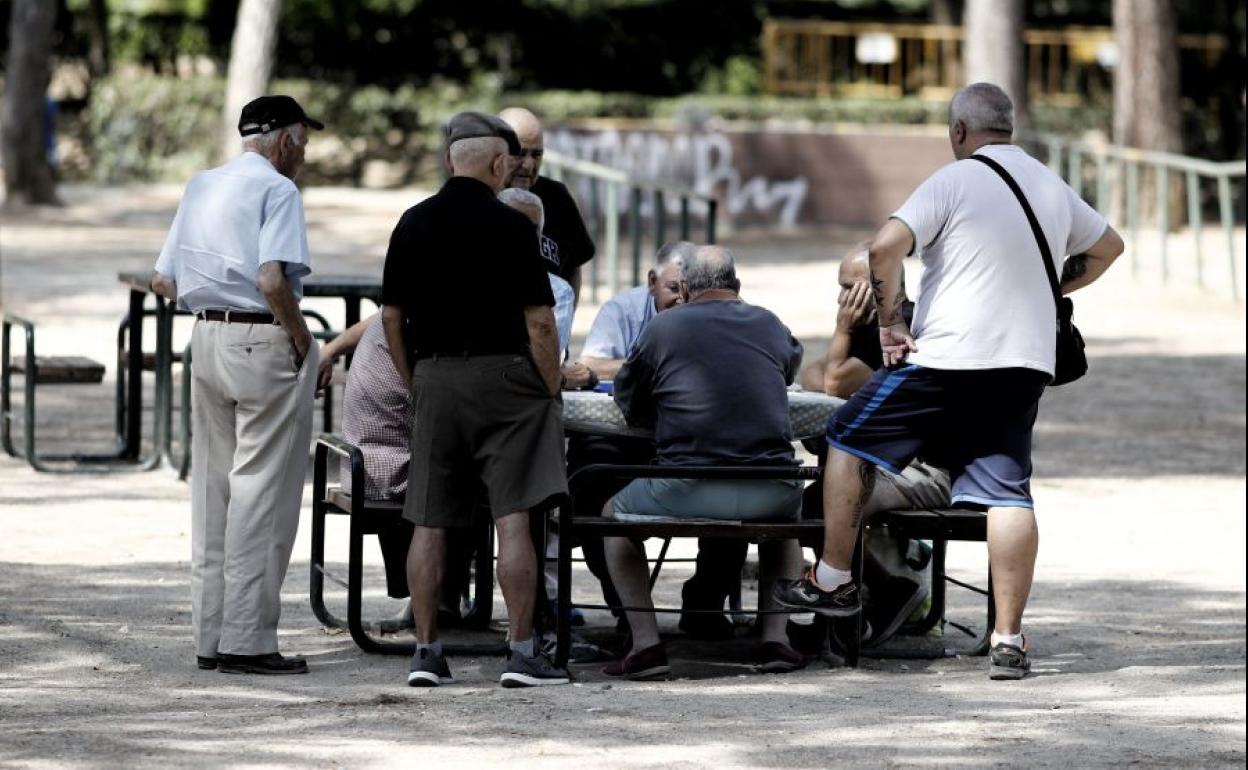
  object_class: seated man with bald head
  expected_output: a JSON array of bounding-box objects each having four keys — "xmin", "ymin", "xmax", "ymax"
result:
[{"xmin": 499, "ymin": 107, "xmax": 596, "ymax": 300}]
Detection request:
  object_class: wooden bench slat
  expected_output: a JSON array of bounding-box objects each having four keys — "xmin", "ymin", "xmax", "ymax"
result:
[
  {"xmin": 118, "ymin": 349, "xmax": 185, "ymax": 370},
  {"xmin": 10, "ymin": 356, "xmax": 106, "ymax": 384},
  {"xmin": 327, "ymin": 488, "xmax": 405, "ymax": 515},
  {"xmin": 569, "ymin": 508, "xmax": 986, "ymax": 542}
]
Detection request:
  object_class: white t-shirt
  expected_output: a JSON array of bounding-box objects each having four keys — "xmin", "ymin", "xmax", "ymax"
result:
[
  {"xmin": 891, "ymin": 144, "xmax": 1107, "ymax": 375},
  {"xmin": 155, "ymin": 152, "xmax": 312, "ymax": 313}
]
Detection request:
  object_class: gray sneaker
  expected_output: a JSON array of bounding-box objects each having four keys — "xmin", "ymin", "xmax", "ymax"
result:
[
  {"xmin": 989, "ymin": 641, "xmax": 1030, "ymax": 680},
  {"xmin": 407, "ymin": 647, "xmax": 454, "ymax": 687},
  {"xmin": 500, "ymin": 650, "xmax": 571, "ymax": 688}
]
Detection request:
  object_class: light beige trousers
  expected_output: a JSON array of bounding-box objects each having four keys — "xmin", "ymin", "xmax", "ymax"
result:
[{"xmin": 190, "ymin": 319, "xmax": 317, "ymax": 657}]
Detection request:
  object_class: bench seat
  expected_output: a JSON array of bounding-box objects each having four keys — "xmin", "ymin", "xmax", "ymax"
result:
[{"xmin": 10, "ymin": 356, "xmax": 105, "ymax": 385}]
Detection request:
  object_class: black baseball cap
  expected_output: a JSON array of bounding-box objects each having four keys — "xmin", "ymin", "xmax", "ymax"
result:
[
  {"xmin": 238, "ymin": 95, "xmax": 324, "ymax": 137},
  {"xmin": 445, "ymin": 111, "xmax": 521, "ymax": 156}
]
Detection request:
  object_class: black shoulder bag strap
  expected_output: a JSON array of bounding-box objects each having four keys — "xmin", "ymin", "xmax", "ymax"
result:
[
  {"xmin": 969, "ymin": 153, "xmax": 1061, "ymax": 307},
  {"xmin": 969, "ymin": 152, "xmax": 1087, "ymax": 385}
]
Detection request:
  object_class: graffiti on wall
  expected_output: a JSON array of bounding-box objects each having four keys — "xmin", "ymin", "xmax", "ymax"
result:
[{"xmin": 547, "ymin": 128, "xmax": 809, "ymax": 228}]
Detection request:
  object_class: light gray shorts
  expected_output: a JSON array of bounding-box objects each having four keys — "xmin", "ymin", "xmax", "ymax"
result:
[{"xmin": 611, "ymin": 478, "xmax": 804, "ymax": 522}]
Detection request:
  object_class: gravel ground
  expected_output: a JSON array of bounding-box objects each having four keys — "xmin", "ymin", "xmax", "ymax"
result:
[{"xmin": 0, "ymin": 185, "xmax": 1243, "ymax": 769}]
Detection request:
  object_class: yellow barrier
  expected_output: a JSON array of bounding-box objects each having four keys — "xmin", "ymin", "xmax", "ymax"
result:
[{"xmin": 761, "ymin": 19, "xmax": 1226, "ymax": 104}]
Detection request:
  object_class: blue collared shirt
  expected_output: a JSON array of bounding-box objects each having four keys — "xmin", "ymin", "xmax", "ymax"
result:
[{"xmin": 155, "ymin": 152, "xmax": 312, "ymax": 312}]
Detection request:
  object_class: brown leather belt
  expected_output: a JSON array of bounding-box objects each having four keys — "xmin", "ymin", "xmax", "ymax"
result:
[{"xmin": 196, "ymin": 310, "xmax": 277, "ymax": 324}]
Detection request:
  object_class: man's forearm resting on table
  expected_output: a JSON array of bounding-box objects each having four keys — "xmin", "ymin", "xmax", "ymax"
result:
[
  {"xmin": 582, "ymin": 356, "xmax": 625, "ymax": 380},
  {"xmin": 1060, "ymin": 226, "xmax": 1125, "ymax": 295},
  {"xmin": 151, "ymin": 272, "xmax": 177, "ymax": 302},
  {"xmin": 380, "ymin": 305, "xmax": 411, "ymax": 388},
  {"xmin": 257, "ymin": 261, "xmax": 312, "ymax": 359},
  {"xmin": 525, "ymin": 305, "xmax": 562, "ymax": 395}
]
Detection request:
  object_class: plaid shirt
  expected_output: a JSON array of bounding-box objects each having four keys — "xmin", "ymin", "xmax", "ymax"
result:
[{"xmin": 340, "ymin": 318, "xmax": 412, "ymax": 500}]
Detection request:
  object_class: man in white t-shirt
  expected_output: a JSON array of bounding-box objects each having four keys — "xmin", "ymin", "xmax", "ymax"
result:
[
  {"xmin": 775, "ymin": 82, "xmax": 1124, "ymax": 680},
  {"xmin": 151, "ymin": 96, "xmax": 323, "ymax": 675}
]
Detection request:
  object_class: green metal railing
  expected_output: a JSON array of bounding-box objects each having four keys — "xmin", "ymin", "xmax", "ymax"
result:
[
  {"xmin": 543, "ymin": 150, "xmax": 718, "ymax": 304},
  {"xmin": 1022, "ymin": 132, "xmax": 1245, "ymax": 301}
]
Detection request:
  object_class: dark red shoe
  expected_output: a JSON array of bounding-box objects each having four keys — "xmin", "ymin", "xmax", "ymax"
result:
[
  {"xmin": 753, "ymin": 641, "xmax": 807, "ymax": 673},
  {"xmin": 601, "ymin": 644, "xmax": 670, "ymax": 680}
]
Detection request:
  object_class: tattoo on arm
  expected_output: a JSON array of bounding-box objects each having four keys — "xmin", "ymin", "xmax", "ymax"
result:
[
  {"xmin": 869, "ymin": 270, "xmax": 885, "ymax": 311},
  {"xmin": 849, "ymin": 459, "xmax": 877, "ymax": 530},
  {"xmin": 1061, "ymin": 254, "xmax": 1089, "ymax": 285},
  {"xmin": 890, "ymin": 271, "xmax": 907, "ymax": 323}
]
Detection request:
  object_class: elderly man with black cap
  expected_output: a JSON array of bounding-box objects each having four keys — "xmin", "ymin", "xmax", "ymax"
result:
[
  {"xmin": 151, "ymin": 95, "xmax": 323, "ymax": 674},
  {"xmin": 380, "ymin": 111, "xmax": 571, "ymax": 688}
]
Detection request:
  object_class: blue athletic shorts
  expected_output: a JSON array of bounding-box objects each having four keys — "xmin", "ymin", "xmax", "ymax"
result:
[{"xmin": 826, "ymin": 365, "xmax": 1049, "ymax": 510}]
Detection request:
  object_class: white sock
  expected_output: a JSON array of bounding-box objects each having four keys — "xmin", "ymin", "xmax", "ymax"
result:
[
  {"xmin": 992, "ymin": 631, "xmax": 1025, "ymax": 649},
  {"xmin": 813, "ymin": 560, "xmax": 852, "ymax": 590}
]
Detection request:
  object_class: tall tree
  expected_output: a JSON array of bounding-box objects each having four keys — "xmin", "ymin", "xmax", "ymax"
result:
[
  {"xmin": 1113, "ymin": 0, "xmax": 1182, "ymax": 153},
  {"xmin": 963, "ymin": 0, "xmax": 1029, "ymax": 129},
  {"xmin": 1113, "ymin": 0, "xmax": 1182, "ymax": 225},
  {"xmin": 1, "ymin": 0, "xmax": 60, "ymax": 206},
  {"xmin": 220, "ymin": 0, "xmax": 284, "ymax": 163}
]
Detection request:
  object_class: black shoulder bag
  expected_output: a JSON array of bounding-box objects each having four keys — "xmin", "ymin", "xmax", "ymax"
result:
[{"xmin": 970, "ymin": 154, "xmax": 1087, "ymax": 386}]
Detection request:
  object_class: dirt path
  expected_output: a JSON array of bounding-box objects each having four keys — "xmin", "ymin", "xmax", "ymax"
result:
[{"xmin": 0, "ymin": 185, "xmax": 1243, "ymax": 768}]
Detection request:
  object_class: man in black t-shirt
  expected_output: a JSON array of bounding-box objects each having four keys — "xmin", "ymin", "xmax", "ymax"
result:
[
  {"xmin": 499, "ymin": 107, "xmax": 596, "ymax": 300},
  {"xmin": 380, "ymin": 111, "xmax": 570, "ymax": 689}
]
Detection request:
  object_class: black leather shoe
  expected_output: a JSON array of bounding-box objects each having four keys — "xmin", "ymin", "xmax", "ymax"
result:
[
  {"xmin": 197, "ymin": 656, "xmax": 217, "ymax": 670},
  {"xmin": 217, "ymin": 652, "xmax": 309, "ymax": 675}
]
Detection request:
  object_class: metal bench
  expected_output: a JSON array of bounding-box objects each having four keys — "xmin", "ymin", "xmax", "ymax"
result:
[
  {"xmin": 2, "ymin": 314, "xmax": 109, "ymax": 471},
  {"xmin": 311, "ymin": 434, "xmax": 498, "ymax": 655},
  {"xmin": 551, "ymin": 463, "xmax": 995, "ymax": 670}
]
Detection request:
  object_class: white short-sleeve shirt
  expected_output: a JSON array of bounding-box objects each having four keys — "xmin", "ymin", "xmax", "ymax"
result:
[
  {"xmin": 155, "ymin": 152, "xmax": 312, "ymax": 313},
  {"xmin": 891, "ymin": 144, "xmax": 1108, "ymax": 375}
]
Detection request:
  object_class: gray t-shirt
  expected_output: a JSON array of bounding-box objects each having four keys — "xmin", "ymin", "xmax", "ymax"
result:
[
  {"xmin": 581, "ymin": 286, "xmax": 657, "ymax": 360},
  {"xmin": 614, "ymin": 298, "xmax": 804, "ymax": 467}
]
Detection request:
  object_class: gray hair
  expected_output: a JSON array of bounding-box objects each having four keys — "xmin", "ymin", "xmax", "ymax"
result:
[
  {"xmin": 654, "ymin": 240, "xmax": 695, "ymax": 272},
  {"xmin": 242, "ymin": 123, "xmax": 306, "ymax": 154},
  {"xmin": 498, "ymin": 187, "xmax": 545, "ymax": 230},
  {"xmin": 949, "ymin": 82, "xmax": 1014, "ymax": 135},
  {"xmin": 683, "ymin": 245, "xmax": 739, "ymax": 294},
  {"xmin": 449, "ymin": 136, "xmax": 506, "ymax": 173}
]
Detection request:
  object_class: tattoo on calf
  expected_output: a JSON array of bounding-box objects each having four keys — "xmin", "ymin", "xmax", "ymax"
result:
[
  {"xmin": 849, "ymin": 459, "xmax": 876, "ymax": 530},
  {"xmin": 1061, "ymin": 254, "xmax": 1089, "ymax": 286}
]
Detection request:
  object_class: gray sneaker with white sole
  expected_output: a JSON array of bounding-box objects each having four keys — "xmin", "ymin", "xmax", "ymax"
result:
[
  {"xmin": 407, "ymin": 647, "xmax": 454, "ymax": 687},
  {"xmin": 500, "ymin": 650, "xmax": 571, "ymax": 688}
]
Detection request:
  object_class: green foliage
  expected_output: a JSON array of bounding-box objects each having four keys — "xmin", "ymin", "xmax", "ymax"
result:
[
  {"xmin": 87, "ymin": 75, "xmax": 222, "ymax": 183},
  {"xmin": 699, "ymin": 55, "xmax": 763, "ymax": 97},
  {"xmin": 75, "ymin": 74, "xmax": 1111, "ymax": 185}
]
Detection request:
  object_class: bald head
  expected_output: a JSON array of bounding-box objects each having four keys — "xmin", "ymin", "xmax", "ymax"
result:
[
  {"xmin": 500, "ymin": 107, "xmax": 544, "ymax": 189},
  {"xmin": 683, "ymin": 245, "xmax": 740, "ymax": 296},
  {"xmin": 837, "ymin": 244, "xmax": 870, "ymax": 288}
]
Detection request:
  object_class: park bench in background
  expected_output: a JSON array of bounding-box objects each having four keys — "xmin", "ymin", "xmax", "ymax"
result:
[{"xmin": 2, "ymin": 313, "xmax": 107, "ymax": 472}]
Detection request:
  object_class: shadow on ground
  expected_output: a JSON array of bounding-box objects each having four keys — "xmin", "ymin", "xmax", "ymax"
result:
[{"xmin": 1, "ymin": 560, "xmax": 1243, "ymax": 767}]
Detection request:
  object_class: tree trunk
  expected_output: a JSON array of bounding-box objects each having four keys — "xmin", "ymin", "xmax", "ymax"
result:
[
  {"xmin": 87, "ymin": 0, "xmax": 110, "ymax": 79},
  {"xmin": 1114, "ymin": 0, "xmax": 1183, "ymax": 225},
  {"xmin": 963, "ymin": 0, "xmax": 1029, "ymax": 130},
  {"xmin": 1, "ymin": 0, "xmax": 60, "ymax": 206},
  {"xmin": 1113, "ymin": 0, "xmax": 1182, "ymax": 153},
  {"xmin": 220, "ymin": 0, "xmax": 284, "ymax": 163}
]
